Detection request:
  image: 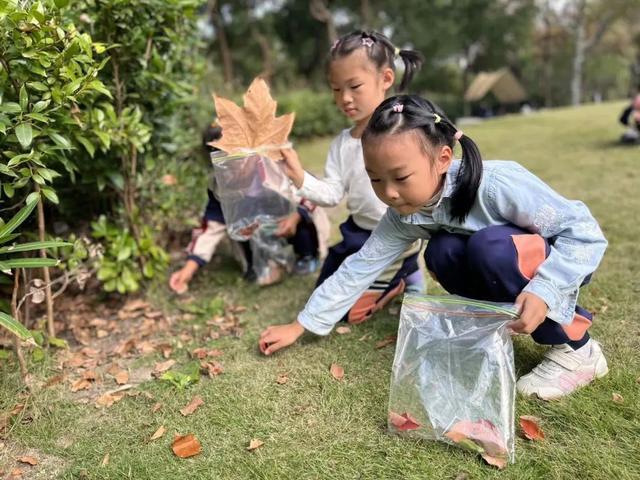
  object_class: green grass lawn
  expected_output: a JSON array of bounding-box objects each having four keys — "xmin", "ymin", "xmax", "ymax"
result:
[{"xmin": 2, "ymin": 101, "xmax": 639, "ymax": 479}]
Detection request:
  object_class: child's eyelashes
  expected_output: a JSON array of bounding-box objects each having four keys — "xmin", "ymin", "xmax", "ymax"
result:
[
  {"xmin": 351, "ymin": 84, "xmax": 363, "ymax": 90},
  {"xmin": 396, "ymin": 174, "xmax": 412, "ymax": 182}
]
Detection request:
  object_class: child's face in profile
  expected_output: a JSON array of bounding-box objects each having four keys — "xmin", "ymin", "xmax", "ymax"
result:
[
  {"xmin": 328, "ymin": 49, "xmax": 394, "ymax": 126},
  {"xmin": 363, "ymin": 130, "xmax": 452, "ymax": 216}
]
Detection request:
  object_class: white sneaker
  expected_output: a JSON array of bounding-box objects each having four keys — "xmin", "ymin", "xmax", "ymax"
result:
[{"xmin": 516, "ymin": 340, "xmax": 608, "ymax": 400}]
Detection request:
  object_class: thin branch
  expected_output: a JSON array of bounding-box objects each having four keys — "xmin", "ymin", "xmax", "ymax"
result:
[{"xmin": 0, "ymin": 55, "xmax": 21, "ymax": 97}]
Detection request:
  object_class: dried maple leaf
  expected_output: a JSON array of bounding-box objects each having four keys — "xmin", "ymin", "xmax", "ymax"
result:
[
  {"xmin": 375, "ymin": 335, "xmax": 397, "ymax": 349},
  {"xmin": 150, "ymin": 425, "xmax": 166, "ymax": 441},
  {"xmin": 519, "ymin": 415, "xmax": 545, "ymax": 441},
  {"xmin": 247, "ymin": 439, "xmax": 264, "ymax": 451},
  {"xmin": 211, "ymin": 78, "xmax": 295, "ymax": 160},
  {"xmin": 180, "ymin": 396, "xmax": 204, "ymax": 416},
  {"xmin": 191, "ymin": 348, "xmax": 208, "ymax": 360},
  {"xmin": 101, "ymin": 453, "xmax": 109, "ymax": 466},
  {"xmin": 276, "ymin": 374, "xmax": 288, "ymax": 385},
  {"xmin": 172, "ymin": 433, "xmax": 202, "ymax": 458},
  {"xmin": 44, "ymin": 374, "xmax": 64, "ymax": 388},
  {"xmin": 152, "ymin": 402, "xmax": 162, "ymax": 413},
  {"xmin": 335, "ymin": 326, "xmax": 351, "ymax": 335},
  {"xmin": 612, "ymin": 393, "xmax": 624, "ymax": 404},
  {"xmin": 17, "ymin": 456, "xmax": 37, "ymax": 466},
  {"xmin": 445, "ymin": 420, "xmax": 508, "ymax": 470},
  {"xmin": 329, "ymin": 363, "xmax": 344, "ymax": 381}
]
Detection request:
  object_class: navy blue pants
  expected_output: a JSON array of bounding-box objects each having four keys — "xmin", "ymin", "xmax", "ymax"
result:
[
  {"xmin": 424, "ymin": 225, "xmax": 592, "ymax": 348},
  {"xmin": 316, "ymin": 216, "xmax": 419, "ymax": 323}
]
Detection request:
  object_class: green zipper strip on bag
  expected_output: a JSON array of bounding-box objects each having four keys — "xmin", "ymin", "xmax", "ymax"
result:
[{"xmin": 403, "ymin": 294, "xmax": 519, "ymax": 318}]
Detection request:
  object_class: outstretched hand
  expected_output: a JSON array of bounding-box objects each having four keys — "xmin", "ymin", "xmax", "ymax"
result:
[
  {"xmin": 259, "ymin": 320, "xmax": 305, "ymax": 355},
  {"xmin": 508, "ymin": 292, "xmax": 548, "ymax": 334}
]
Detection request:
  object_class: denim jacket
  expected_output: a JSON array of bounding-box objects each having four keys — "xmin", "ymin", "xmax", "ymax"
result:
[{"xmin": 298, "ymin": 160, "xmax": 608, "ymax": 335}]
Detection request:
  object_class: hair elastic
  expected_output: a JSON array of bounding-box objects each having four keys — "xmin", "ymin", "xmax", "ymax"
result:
[
  {"xmin": 454, "ymin": 130, "xmax": 464, "ymax": 141},
  {"xmin": 330, "ymin": 39, "xmax": 340, "ymax": 52},
  {"xmin": 392, "ymin": 103, "xmax": 404, "ymax": 113},
  {"xmin": 433, "ymin": 113, "xmax": 441, "ymax": 124},
  {"xmin": 394, "ymin": 47, "xmax": 400, "ymax": 58},
  {"xmin": 361, "ymin": 37, "xmax": 374, "ymax": 48}
]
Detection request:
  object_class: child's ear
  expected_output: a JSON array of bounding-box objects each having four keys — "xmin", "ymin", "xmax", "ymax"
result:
[
  {"xmin": 382, "ymin": 67, "xmax": 395, "ymax": 90},
  {"xmin": 435, "ymin": 145, "xmax": 453, "ymax": 174}
]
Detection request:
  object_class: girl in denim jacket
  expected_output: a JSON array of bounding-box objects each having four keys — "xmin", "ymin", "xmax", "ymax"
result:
[{"xmin": 260, "ymin": 94, "xmax": 609, "ymax": 400}]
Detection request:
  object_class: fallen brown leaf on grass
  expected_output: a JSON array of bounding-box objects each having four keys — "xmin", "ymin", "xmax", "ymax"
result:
[
  {"xmin": 375, "ymin": 335, "xmax": 397, "ymax": 349},
  {"xmin": 180, "ymin": 396, "xmax": 204, "ymax": 416},
  {"xmin": 247, "ymin": 439, "xmax": 264, "ymax": 451},
  {"xmin": 101, "ymin": 453, "xmax": 109, "ymax": 466},
  {"xmin": 44, "ymin": 374, "xmax": 64, "ymax": 388},
  {"xmin": 201, "ymin": 361, "xmax": 224, "ymax": 377},
  {"xmin": 150, "ymin": 425, "xmax": 166, "ymax": 441},
  {"xmin": 114, "ymin": 370, "xmax": 129, "ymax": 385},
  {"xmin": 154, "ymin": 359, "xmax": 176, "ymax": 375},
  {"xmin": 612, "ymin": 393, "xmax": 624, "ymax": 404},
  {"xmin": 95, "ymin": 392, "xmax": 124, "ymax": 408},
  {"xmin": 172, "ymin": 433, "xmax": 201, "ymax": 458},
  {"xmin": 276, "ymin": 374, "xmax": 288, "ymax": 385},
  {"xmin": 335, "ymin": 326, "xmax": 351, "ymax": 335},
  {"xmin": 152, "ymin": 402, "xmax": 162, "ymax": 413},
  {"xmin": 330, "ymin": 363, "xmax": 344, "ymax": 381},
  {"xmin": 17, "ymin": 456, "xmax": 37, "ymax": 466},
  {"xmin": 82, "ymin": 370, "xmax": 97, "ymax": 381},
  {"xmin": 9, "ymin": 468, "xmax": 23, "ymax": 478},
  {"xmin": 519, "ymin": 415, "xmax": 545, "ymax": 441},
  {"xmin": 70, "ymin": 379, "xmax": 92, "ymax": 392}
]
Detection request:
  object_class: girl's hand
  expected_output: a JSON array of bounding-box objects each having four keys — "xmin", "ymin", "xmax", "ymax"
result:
[
  {"xmin": 169, "ymin": 260, "xmax": 199, "ymax": 294},
  {"xmin": 259, "ymin": 320, "xmax": 305, "ymax": 355},
  {"xmin": 508, "ymin": 292, "xmax": 548, "ymax": 334},
  {"xmin": 280, "ymin": 148, "xmax": 305, "ymax": 188},
  {"xmin": 276, "ymin": 211, "xmax": 301, "ymax": 238}
]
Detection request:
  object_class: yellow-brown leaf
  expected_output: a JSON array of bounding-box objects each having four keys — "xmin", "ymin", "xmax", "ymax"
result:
[{"xmin": 172, "ymin": 433, "xmax": 201, "ymax": 458}]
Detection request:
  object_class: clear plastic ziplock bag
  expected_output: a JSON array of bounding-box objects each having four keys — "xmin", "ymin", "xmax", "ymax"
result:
[
  {"xmin": 387, "ymin": 294, "xmax": 518, "ymax": 468},
  {"xmin": 250, "ymin": 223, "xmax": 294, "ymax": 286},
  {"xmin": 212, "ymin": 148, "xmax": 294, "ymax": 241}
]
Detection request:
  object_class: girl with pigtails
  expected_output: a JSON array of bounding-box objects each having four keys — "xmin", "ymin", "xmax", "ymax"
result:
[
  {"xmin": 261, "ymin": 94, "xmax": 609, "ymax": 401},
  {"xmin": 273, "ymin": 30, "xmax": 426, "ymax": 329}
]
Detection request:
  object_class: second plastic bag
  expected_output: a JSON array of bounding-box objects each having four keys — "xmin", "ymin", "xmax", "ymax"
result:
[
  {"xmin": 388, "ymin": 294, "xmax": 518, "ymax": 468},
  {"xmin": 212, "ymin": 151, "xmax": 294, "ymax": 241}
]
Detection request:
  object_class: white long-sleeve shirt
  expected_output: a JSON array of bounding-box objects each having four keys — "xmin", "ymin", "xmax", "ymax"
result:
[{"xmin": 297, "ymin": 128, "xmax": 387, "ymax": 231}]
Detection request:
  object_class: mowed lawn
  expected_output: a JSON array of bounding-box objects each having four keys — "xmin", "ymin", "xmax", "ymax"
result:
[{"xmin": 1, "ymin": 101, "xmax": 639, "ymax": 479}]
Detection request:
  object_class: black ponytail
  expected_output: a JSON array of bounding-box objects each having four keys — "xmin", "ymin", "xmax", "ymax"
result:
[
  {"xmin": 363, "ymin": 95, "xmax": 483, "ymax": 223},
  {"xmin": 328, "ymin": 30, "xmax": 424, "ymax": 92}
]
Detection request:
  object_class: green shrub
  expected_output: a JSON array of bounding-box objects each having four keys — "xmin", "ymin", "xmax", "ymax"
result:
[{"xmin": 277, "ymin": 89, "xmax": 349, "ymax": 140}]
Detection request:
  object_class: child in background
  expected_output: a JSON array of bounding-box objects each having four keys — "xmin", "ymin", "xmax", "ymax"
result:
[
  {"xmin": 619, "ymin": 93, "xmax": 640, "ymax": 144},
  {"xmin": 279, "ymin": 30, "xmax": 425, "ymax": 325},
  {"xmin": 261, "ymin": 94, "xmax": 609, "ymax": 401},
  {"xmin": 169, "ymin": 123, "xmax": 329, "ymax": 293}
]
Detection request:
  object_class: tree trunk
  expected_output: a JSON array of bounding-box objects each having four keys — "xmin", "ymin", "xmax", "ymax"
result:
[
  {"xmin": 251, "ymin": 24, "xmax": 273, "ymax": 82},
  {"xmin": 11, "ymin": 269, "xmax": 28, "ymax": 380},
  {"xmin": 309, "ymin": 0, "xmax": 337, "ymax": 45},
  {"xmin": 208, "ymin": 0, "xmax": 234, "ymax": 87},
  {"xmin": 571, "ymin": 0, "xmax": 587, "ymax": 106},
  {"xmin": 34, "ymin": 184, "xmax": 55, "ymax": 338},
  {"xmin": 361, "ymin": 0, "xmax": 371, "ymax": 30}
]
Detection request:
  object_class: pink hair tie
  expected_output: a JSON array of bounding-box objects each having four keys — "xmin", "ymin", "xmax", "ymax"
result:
[
  {"xmin": 330, "ymin": 39, "xmax": 340, "ymax": 52},
  {"xmin": 361, "ymin": 37, "xmax": 374, "ymax": 48},
  {"xmin": 454, "ymin": 130, "xmax": 464, "ymax": 142},
  {"xmin": 392, "ymin": 103, "xmax": 404, "ymax": 113}
]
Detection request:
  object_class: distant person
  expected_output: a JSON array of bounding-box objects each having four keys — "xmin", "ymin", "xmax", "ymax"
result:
[{"xmin": 619, "ymin": 94, "xmax": 640, "ymax": 144}]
